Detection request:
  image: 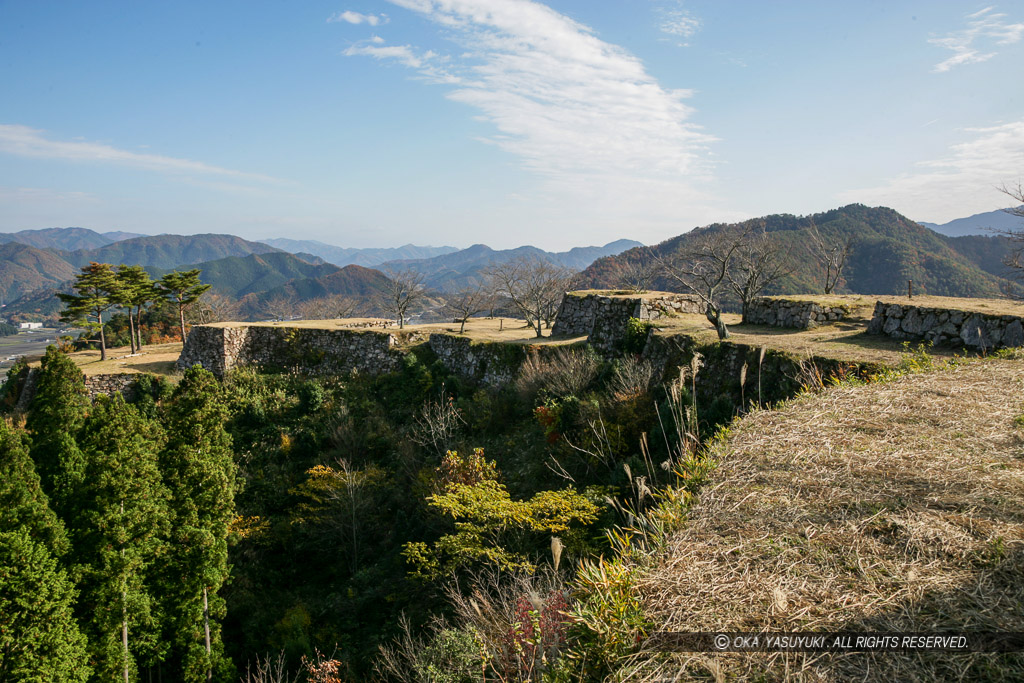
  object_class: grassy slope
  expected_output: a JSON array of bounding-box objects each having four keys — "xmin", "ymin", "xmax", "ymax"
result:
[{"xmin": 630, "ymin": 355, "xmax": 1024, "ymax": 681}]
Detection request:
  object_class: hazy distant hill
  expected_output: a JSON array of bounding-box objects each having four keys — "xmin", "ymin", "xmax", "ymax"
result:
[
  {"xmin": 919, "ymin": 207, "xmax": 1024, "ymax": 237},
  {"xmin": 381, "ymin": 239, "xmax": 644, "ymax": 292},
  {"xmin": 262, "ymin": 238, "xmax": 459, "ymax": 268},
  {"xmin": 67, "ymin": 233, "xmax": 280, "ymax": 269},
  {"xmin": 578, "ymin": 205, "xmax": 1012, "ymax": 299},
  {"xmin": 0, "ymin": 243, "xmax": 78, "ymax": 302},
  {"xmin": 147, "ymin": 252, "xmax": 341, "ymax": 298},
  {"xmin": 0, "ymin": 227, "xmax": 116, "ymax": 251}
]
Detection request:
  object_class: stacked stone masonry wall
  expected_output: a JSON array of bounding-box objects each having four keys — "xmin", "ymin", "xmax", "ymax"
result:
[
  {"xmin": 84, "ymin": 373, "xmax": 140, "ymax": 400},
  {"xmin": 552, "ymin": 292, "xmax": 702, "ymax": 352},
  {"xmin": 866, "ymin": 302, "xmax": 1024, "ymax": 350},
  {"xmin": 428, "ymin": 334, "xmax": 522, "ymax": 387},
  {"xmin": 177, "ymin": 325, "xmax": 405, "ymax": 377},
  {"xmin": 744, "ymin": 297, "xmax": 849, "ymax": 329}
]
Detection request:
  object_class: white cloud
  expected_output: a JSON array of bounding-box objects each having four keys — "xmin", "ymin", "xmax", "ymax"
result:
[
  {"xmin": 0, "ymin": 186, "xmax": 98, "ymax": 204},
  {"xmin": 346, "ymin": 0, "xmax": 719, "ymax": 235},
  {"xmin": 657, "ymin": 2, "xmax": 700, "ymax": 44},
  {"xmin": 929, "ymin": 6, "xmax": 1024, "ymax": 72},
  {"xmin": 837, "ymin": 120, "xmax": 1024, "ymax": 222},
  {"xmin": 328, "ymin": 10, "xmax": 388, "ymax": 26},
  {"xmin": 0, "ymin": 124, "xmax": 280, "ymax": 184}
]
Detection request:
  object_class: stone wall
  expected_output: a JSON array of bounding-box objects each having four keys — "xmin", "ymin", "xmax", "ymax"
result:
[
  {"xmin": 429, "ymin": 334, "xmax": 527, "ymax": 387},
  {"xmin": 178, "ymin": 324, "xmax": 407, "ymax": 377},
  {"xmin": 552, "ymin": 292, "xmax": 703, "ymax": 351},
  {"xmin": 744, "ymin": 297, "xmax": 849, "ymax": 329},
  {"xmin": 866, "ymin": 302, "xmax": 1024, "ymax": 350},
  {"xmin": 84, "ymin": 373, "xmax": 140, "ymax": 400}
]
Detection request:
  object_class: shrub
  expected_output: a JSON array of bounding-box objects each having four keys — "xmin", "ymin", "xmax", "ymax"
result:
[
  {"xmin": 515, "ymin": 347, "xmax": 600, "ymax": 398},
  {"xmin": 608, "ymin": 356, "xmax": 657, "ymax": 402},
  {"xmin": 621, "ymin": 318, "xmax": 654, "ymax": 355}
]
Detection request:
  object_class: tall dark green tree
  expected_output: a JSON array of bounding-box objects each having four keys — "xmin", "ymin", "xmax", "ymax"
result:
[
  {"xmin": 0, "ymin": 419, "xmax": 91, "ymax": 682},
  {"xmin": 160, "ymin": 366, "xmax": 236, "ymax": 682},
  {"xmin": 25, "ymin": 347, "xmax": 90, "ymax": 517},
  {"xmin": 58, "ymin": 262, "xmax": 122, "ymax": 361},
  {"xmin": 114, "ymin": 265, "xmax": 157, "ymax": 355},
  {"xmin": 73, "ymin": 395, "xmax": 170, "ymax": 683},
  {"xmin": 156, "ymin": 270, "xmax": 210, "ymax": 344}
]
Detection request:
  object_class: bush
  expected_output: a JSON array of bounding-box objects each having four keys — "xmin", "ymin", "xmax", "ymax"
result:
[
  {"xmin": 621, "ymin": 318, "xmax": 654, "ymax": 355},
  {"xmin": 515, "ymin": 347, "xmax": 600, "ymax": 398}
]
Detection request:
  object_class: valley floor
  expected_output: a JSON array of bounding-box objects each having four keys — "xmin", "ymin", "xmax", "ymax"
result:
[{"xmin": 627, "ymin": 353, "xmax": 1024, "ymax": 681}]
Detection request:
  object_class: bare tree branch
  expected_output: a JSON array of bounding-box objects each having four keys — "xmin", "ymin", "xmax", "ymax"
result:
[
  {"xmin": 807, "ymin": 219, "xmax": 853, "ymax": 295},
  {"xmin": 484, "ymin": 257, "xmax": 574, "ymax": 338},
  {"xmin": 443, "ymin": 283, "xmax": 489, "ymax": 334},
  {"xmin": 379, "ymin": 268, "xmax": 426, "ymax": 329}
]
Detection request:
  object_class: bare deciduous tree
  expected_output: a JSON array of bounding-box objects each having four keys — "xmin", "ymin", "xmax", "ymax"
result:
[
  {"xmin": 989, "ymin": 182, "xmax": 1024, "ymax": 298},
  {"xmin": 657, "ymin": 229, "xmax": 745, "ymax": 340},
  {"xmin": 262, "ymin": 294, "xmax": 297, "ymax": 322},
  {"xmin": 485, "ymin": 257, "xmax": 574, "ymax": 338},
  {"xmin": 807, "ymin": 219, "xmax": 853, "ymax": 294},
  {"xmin": 380, "ymin": 268, "xmax": 425, "ymax": 329},
  {"xmin": 726, "ymin": 224, "xmax": 790, "ymax": 322},
  {"xmin": 411, "ymin": 392, "xmax": 465, "ymax": 455},
  {"xmin": 443, "ymin": 284, "xmax": 489, "ymax": 334},
  {"xmin": 297, "ymin": 294, "xmax": 360, "ymax": 321},
  {"xmin": 617, "ymin": 247, "xmax": 659, "ymax": 294},
  {"xmin": 187, "ymin": 293, "xmax": 241, "ymax": 325}
]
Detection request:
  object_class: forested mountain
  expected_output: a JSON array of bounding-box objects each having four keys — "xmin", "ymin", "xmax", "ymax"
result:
[
  {"xmin": 381, "ymin": 239, "xmax": 644, "ymax": 292},
  {"xmin": 239, "ymin": 263, "xmax": 393, "ymax": 312},
  {"xmin": 0, "ymin": 242, "xmax": 79, "ymax": 302},
  {"xmin": 147, "ymin": 252, "xmax": 341, "ymax": 298},
  {"xmin": 0, "ymin": 227, "xmax": 140, "ymax": 251},
  {"xmin": 65, "ymin": 234, "xmax": 280, "ymax": 269},
  {"xmin": 920, "ymin": 206, "xmax": 1024, "ymax": 237},
  {"xmin": 262, "ymin": 239, "xmax": 459, "ymax": 267},
  {"xmin": 578, "ymin": 204, "xmax": 1015, "ymax": 298}
]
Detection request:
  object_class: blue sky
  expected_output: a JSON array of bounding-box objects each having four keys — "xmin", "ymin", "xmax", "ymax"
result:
[{"xmin": 1, "ymin": 1, "xmax": 1022, "ymax": 249}]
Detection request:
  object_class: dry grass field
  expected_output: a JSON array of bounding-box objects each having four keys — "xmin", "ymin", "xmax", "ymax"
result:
[
  {"xmin": 31, "ymin": 342, "xmax": 184, "ymax": 377},
  {"xmin": 626, "ymin": 353, "xmax": 1024, "ymax": 681}
]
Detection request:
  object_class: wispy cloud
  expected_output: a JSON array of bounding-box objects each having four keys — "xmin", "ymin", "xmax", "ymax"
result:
[
  {"xmin": 0, "ymin": 124, "xmax": 281, "ymax": 184},
  {"xmin": 929, "ymin": 6, "xmax": 1024, "ymax": 72},
  {"xmin": 657, "ymin": 2, "xmax": 701, "ymax": 45},
  {"xmin": 327, "ymin": 10, "xmax": 389, "ymax": 26},
  {"xmin": 0, "ymin": 186, "xmax": 98, "ymax": 204},
  {"xmin": 838, "ymin": 120, "xmax": 1024, "ymax": 221},
  {"xmin": 343, "ymin": 0, "xmax": 720, "ymax": 236}
]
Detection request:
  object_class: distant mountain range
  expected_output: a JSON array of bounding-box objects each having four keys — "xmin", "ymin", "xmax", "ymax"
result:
[
  {"xmin": 919, "ymin": 207, "xmax": 1024, "ymax": 237},
  {"xmin": 261, "ymin": 238, "xmax": 459, "ymax": 268},
  {"xmin": 381, "ymin": 239, "xmax": 644, "ymax": 292},
  {"xmin": 578, "ymin": 204, "xmax": 1018, "ymax": 299},
  {"xmin": 0, "ymin": 227, "xmax": 143, "ymax": 251}
]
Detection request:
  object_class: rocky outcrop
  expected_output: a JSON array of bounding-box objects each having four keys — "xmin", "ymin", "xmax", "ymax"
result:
[
  {"xmin": 866, "ymin": 301, "xmax": 1024, "ymax": 350},
  {"xmin": 177, "ymin": 325, "xmax": 406, "ymax": 377},
  {"xmin": 744, "ymin": 297, "xmax": 849, "ymax": 329}
]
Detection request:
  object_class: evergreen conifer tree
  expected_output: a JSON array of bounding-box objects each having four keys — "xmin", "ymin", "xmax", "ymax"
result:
[
  {"xmin": 156, "ymin": 270, "xmax": 210, "ymax": 344},
  {"xmin": 115, "ymin": 265, "xmax": 157, "ymax": 354},
  {"xmin": 25, "ymin": 347, "xmax": 90, "ymax": 517},
  {"xmin": 57, "ymin": 262, "xmax": 121, "ymax": 361},
  {"xmin": 160, "ymin": 366, "xmax": 236, "ymax": 682},
  {"xmin": 0, "ymin": 419, "xmax": 91, "ymax": 682},
  {"xmin": 72, "ymin": 395, "xmax": 170, "ymax": 682}
]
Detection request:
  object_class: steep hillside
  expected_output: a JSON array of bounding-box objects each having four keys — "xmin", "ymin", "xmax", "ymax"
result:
[
  {"xmin": 0, "ymin": 243, "xmax": 78, "ymax": 302},
  {"xmin": 382, "ymin": 239, "xmax": 644, "ymax": 291},
  {"xmin": 238, "ymin": 264, "xmax": 394, "ymax": 318},
  {"xmin": 147, "ymin": 252, "xmax": 340, "ymax": 298},
  {"xmin": 633, "ymin": 356, "xmax": 1024, "ymax": 681},
  {"xmin": 920, "ymin": 206, "xmax": 1024, "ymax": 237},
  {"xmin": 262, "ymin": 238, "xmax": 459, "ymax": 267},
  {"xmin": 579, "ymin": 204, "xmax": 1011, "ymax": 299},
  {"xmin": 67, "ymin": 233, "xmax": 280, "ymax": 269}
]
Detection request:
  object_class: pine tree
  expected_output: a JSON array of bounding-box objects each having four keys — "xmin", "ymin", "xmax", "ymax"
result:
[
  {"xmin": 0, "ymin": 419, "xmax": 91, "ymax": 682},
  {"xmin": 25, "ymin": 347, "xmax": 90, "ymax": 517},
  {"xmin": 115, "ymin": 265, "xmax": 157, "ymax": 354},
  {"xmin": 156, "ymin": 270, "xmax": 211, "ymax": 344},
  {"xmin": 58, "ymin": 262, "xmax": 122, "ymax": 361},
  {"xmin": 159, "ymin": 366, "xmax": 236, "ymax": 682},
  {"xmin": 72, "ymin": 395, "xmax": 170, "ymax": 682}
]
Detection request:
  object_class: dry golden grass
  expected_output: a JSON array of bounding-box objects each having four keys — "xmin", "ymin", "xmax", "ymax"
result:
[
  {"xmin": 626, "ymin": 355, "xmax": 1024, "ymax": 681},
  {"xmin": 652, "ymin": 313, "xmax": 969, "ymax": 365},
  {"xmin": 34, "ymin": 342, "xmax": 184, "ymax": 377},
  {"xmin": 206, "ymin": 317, "xmax": 586, "ymax": 347}
]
